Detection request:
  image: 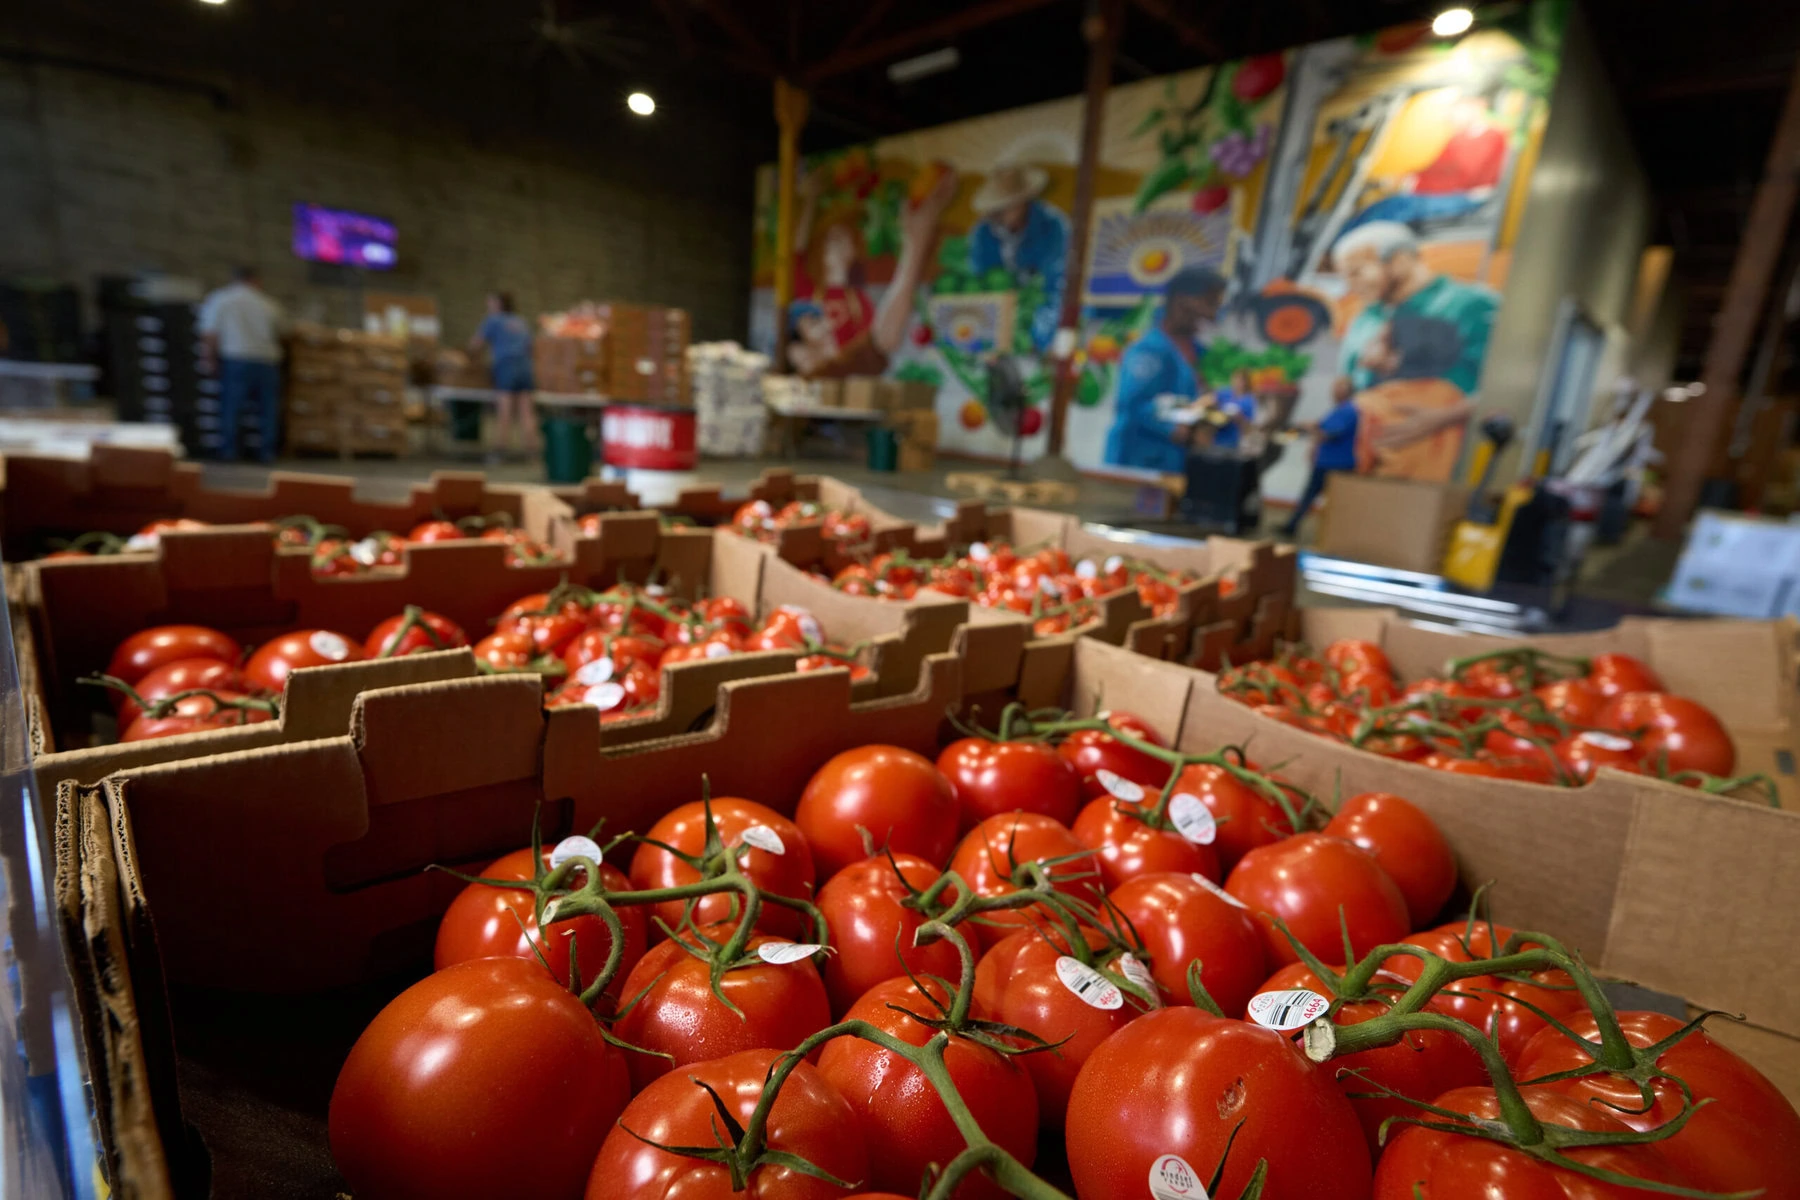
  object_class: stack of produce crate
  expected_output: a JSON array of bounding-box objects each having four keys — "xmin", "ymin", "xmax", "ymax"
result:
[
  {"xmin": 285, "ymin": 325, "xmax": 411, "ymax": 456},
  {"xmin": 604, "ymin": 302, "xmax": 689, "ymax": 404},
  {"xmin": 690, "ymin": 341, "xmax": 770, "ymax": 457}
]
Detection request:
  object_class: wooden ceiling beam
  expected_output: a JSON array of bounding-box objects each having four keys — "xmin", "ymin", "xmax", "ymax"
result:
[
  {"xmin": 1129, "ymin": 0, "xmax": 1220, "ymax": 58},
  {"xmin": 805, "ymin": 0, "xmax": 1062, "ymax": 83}
]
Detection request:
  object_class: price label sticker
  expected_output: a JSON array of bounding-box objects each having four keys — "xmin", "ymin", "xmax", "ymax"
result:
[
  {"xmin": 1104, "ymin": 554, "xmax": 1125, "ymax": 575},
  {"xmin": 1168, "ymin": 794, "xmax": 1218, "ymax": 845},
  {"xmin": 1039, "ymin": 576, "xmax": 1063, "ymax": 598},
  {"xmin": 349, "ymin": 537, "xmax": 382, "ymax": 566},
  {"xmin": 549, "ymin": 835, "xmax": 604, "ymax": 870},
  {"xmin": 1096, "ymin": 769, "xmax": 1146, "ymax": 804},
  {"xmin": 1075, "ymin": 560, "xmax": 1099, "ymax": 580},
  {"xmin": 1055, "ymin": 955, "xmax": 1124, "ymax": 1009},
  {"xmin": 779, "ymin": 606, "xmax": 824, "ymax": 643},
  {"xmin": 969, "ymin": 541, "xmax": 992, "ymax": 562},
  {"xmin": 1148, "ymin": 1153, "xmax": 1207, "ymax": 1200},
  {"xmin": 704, "ymin": 641, "xmax": 734, "ymax": 659},
  {"xmin": 582, "ymin": 682, "xmax": 627, "ymax": 711},
  {"xmin": 1116, "ymin": 953, "xmax": 1159, "ymax": 1006},
  {"xmin": 1246, "ymin": 988, "xmax": 1331, "ymax": 1032},
  {"xmin": 741, "ymin": 825, "xmax": 786, "ymax": 856},
  {"xmin": 1578, "ymin": 731, "xmax": 1635, "ymax": 752},
  {"xmin": 310, "ymin": 631, "xmax": 352, "ymax": 661},
  {"xmin": 1192, "ymin": 872, "xmax": 1248, "ymax": 909},
  {"xmin": 757, "ymin": 941, "xmax": 824, "ymax": 965},
  {"xmin": 645, "ymin": 583, "xmax": 669, "ymax": 598},
  {"xmin": 575, "ymin": 657, "xmax": 615, "ymax": 685},
  {"xmin": 124, "ymin": 532, "xmax": 160, "ymax": 552}
]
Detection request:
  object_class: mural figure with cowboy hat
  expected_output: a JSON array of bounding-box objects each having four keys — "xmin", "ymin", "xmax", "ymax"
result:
[{"xmin": 968, "ymin": 160, "xmax": 1069, "ymax": 348}]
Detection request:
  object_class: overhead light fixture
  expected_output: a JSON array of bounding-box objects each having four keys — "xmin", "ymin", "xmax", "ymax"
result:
[
  {"xmin": 887, "ymin": 46, "xmax": 960, "ymax": 84},
  {"xmin": 198, "ymin": 0, "xmax": 228, "ymax": 6},
  {"xmin": 1432, "ymin": 8, "xmax": 1474, "ymax": 36},
  {"xmin": 1686, "ymin": 382, "xmax": 1707, "ymax": 396},
  {"xmin": 627, "ymin": 92, "xmax": 655, "ymax": 116}
]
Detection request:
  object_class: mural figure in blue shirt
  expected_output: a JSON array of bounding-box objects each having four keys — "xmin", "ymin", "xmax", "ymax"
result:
[
  {"xmin": 1281, "ymin": 378, "xmax": 1363, "ymax": 536},
  {"xmin": 968, "ymin": 164, "xmax": 1068, "ymax": 349},
  {"xmin": 1103, "ymin": 266, "xmax": 1228, "ymax": 474}
]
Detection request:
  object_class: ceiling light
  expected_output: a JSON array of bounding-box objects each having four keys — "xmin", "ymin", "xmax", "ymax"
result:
[
  {"xmin": 1686, "ymin": 382, "xmax": 1707, "ymax": 396},
  {"xmin": 627, "ymin": 92, "xmax": 655, "ymax": 116},
  {"xmin": 198, "ymin": 0, "xmax": 227, "ymax": 6},
  {"xmin": 1432, "ymin": 8, "xmax": 1474, "ymax": 36},
  {"xmin": 888, "ymin": 47, "xmax": 960, "ymax": 84}
]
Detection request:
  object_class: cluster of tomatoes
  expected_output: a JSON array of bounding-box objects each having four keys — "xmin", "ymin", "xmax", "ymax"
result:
[
  {"xmin": 817, "ymin": 541, "xmax": 1210, "ymax": 639},
  {"xmin": 95, "ymin": 586, "xmax": 859, "ymax": 742},
  {"xmin": 324, "ymin": 707, "xmax": 1800, "ymax": 1200},
  {"xmin": 728, "ymin": 499, "xmax": 874, "ymax": 547},
  {"xmin": 1222, "ymin": 638, "xmax": 1746, "ymax": 789}
]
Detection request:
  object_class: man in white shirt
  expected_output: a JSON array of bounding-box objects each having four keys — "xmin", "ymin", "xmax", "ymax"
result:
[{"xmin": 198, "ymin": 267, "xmax": 285, "ymax": 462}]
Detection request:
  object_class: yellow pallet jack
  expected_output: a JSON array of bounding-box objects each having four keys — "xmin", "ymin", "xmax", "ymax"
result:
[{"xmin": 1442, "ymin": 416, "xmax": 1532, "ymax": 591}]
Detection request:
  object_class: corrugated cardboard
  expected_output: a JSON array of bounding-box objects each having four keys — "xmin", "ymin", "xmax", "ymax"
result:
[
  {"xmin": 1317, "ymin": 475, "xmax": 1467, "ymax": 573},
  {"xmin": 842, "ymin": 377, "xmax": 880, "ymax": 411}
]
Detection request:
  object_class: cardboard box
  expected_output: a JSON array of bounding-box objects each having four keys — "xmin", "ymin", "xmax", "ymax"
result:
[
  {"xmin": 900, "ymin": 442, "xmax": 936, "ymax": 472},
  {"xmin": 284, "ymin": 385, "xmax": 352, "ymax": 420},
  {"xmin": 283, "ymin": 415, "xmax": 344, "ymax": 454},
  {"xmin": 814, "ymin": 378, "xmax": 844, "ymax": 409},
  {"xmin": 1317, "ymin": 475, "xmax": 1467, "ymax": 574},
  {"xmin": 842, "ymin": 376, "xmax": 880, "ymax": 411}
]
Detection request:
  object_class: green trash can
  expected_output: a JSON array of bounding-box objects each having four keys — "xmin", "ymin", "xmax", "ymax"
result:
[
  {"xmin": 447, "ymin": 399, "xmax": 483, "ymax": 443},
  {"xmin": 541, "ymin": 414, "xmax": 594, "ymax": 483},
  {"xmin": 865, "ymin": 427, "xmax": 899, "ymax": 472}
]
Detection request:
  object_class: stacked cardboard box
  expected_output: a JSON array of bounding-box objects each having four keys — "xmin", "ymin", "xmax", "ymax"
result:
[
  {"xmin": 432, "ymin": 348, "xmax": 490, "ymax": 389},
  {"xmin": 604, "ymin": 303, "xmax": 689, "ymax": 404},
  {"xmin": 891, "ymin": 409, "xmax": 940, "ymax": 471},
  {"xmin": 533, "ymin": 335, "xmax": 608, "ymax": 395},
  {"xmin": 691, "ymin": 342, "xmax": 770, "ymax": 458},
  {"xmin": 285, "ymin": 324, "xmax": 411, "ymax": 456}
]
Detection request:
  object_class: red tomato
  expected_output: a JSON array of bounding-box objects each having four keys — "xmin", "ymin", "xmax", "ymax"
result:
[
  {"xmin": 406, "ymin": 519, "xmax": 464, "ymax": 542},
  {"xmin": 611, "ymin": 923, "xmax": 832, "ymax": 1092},
  {"xmin": 106, "ymin": 624, "xmax": 241, "ymax": 686},
  {"xmin": 329, "ymin": 957, "xmax": 628, "ymax": 1200},
  {"xmin": 946, "ymin": 812, "xmax": 1091, "ymax": 950},
  {"xmin": 121, "ymin": 690, "xmax": 273, "ymax": 741},
  {"xmin": 1169, "ymin": 762, "xmax": 1295, "ymax": 870},
  {"xmin": 1515, "ymin": 1010, "xmax": 1800, "ymax": 1197},
  {"xmin": 1100, "ymin": 871, "xmax": 1266, "ymax": 1015},
  {"xmin": 506, "ymin": 611, "xmax": 587, "ymax": 658},
  {"xmin": 242, "ymin": 629, "xmax": 364, "ymax": 692},
  {"xmin": 1225, "ymin": 833, "xmax": 1410, "ymax": 967},
  {"xmin": 115, "ymin": 657, "xmax": 245, "ymax": 727},
  {"xmin": 1066, "ymin": 1007, "xmax": 1372, "ymax": 1200},
  {"xmin": 1417, "ymin": 750, "xmax": 1556, "ymax": 783},
  {"xmin": 1055, "ymin": 712, "xmax": 1169, "ymax": 800},
  {"xmin": 1597, "ymin": 691, "xmax": 1735, "ymax": 776},
  {"xmin": 1070, "ymin": 796, "xmax": 1219, "ymax": 889},
  {"xmin": 561, "ymin": 628, "xmax": 664, "ymax": 676},
  {"xmin": 628, "ymin": 798, "xmax": 816, "ymax": 939},
  {"xmin": 1324, "ymin": 638, "xmax": 1392, "ymax": 678},
  {"xmin": 1397, "ymin": 924, "xmax": 1588, "ymax": 1064},
  {"xmin": 1323, "ymin": 792, "xmax": 1456, "ymax": 926},
  {"xmin": 972, "ymin": 925, "xmax": 1146, "ymax": 1126},
  {"xmin": 1586, "ymin": 651, "xmax": 1663, "ymax": 697},
  {"xmin": 547, "ymin": 660, "xmax": 659, "ymax": 715},
  {"xmin": 818, "ymin": 974, "xmax": 1038, "ymax": 1200},
  {"xmin": 1555, "ymin": 728, "xmax": 1645, "ymax": 782},
  {"xmin": 756, "ymin": 604, "xmax": 824, "ymax": 650},
  {"xmin": 1459, "ymin": 659, "xmax": 1524, "ymax": 699},
  {"xmin": 1534, "ymin": 677, "xmax": 1604, "ymax": 723},
  {"xmin": 587, "ymin": 1049, "xmax": 867, "ymax": 1200},
  {"xmin": 795, "ymin": 745, "xmax": 959, "ymax": 880},
  {"xmin": 937, "ymin": 737, "xmax": 1082, "ymax": 830},
  {"xmin": 1373, "ymin": 1086, "xmax": 1692, "ymax": 1197},
  {"xmin": 694, "ymin": 595, "xmax": 753, "ymax": 635},
  {"xmin": 815, "ymin": 854, "xmax": 961, "ymax": 1016},
  {"xmin": 433, "ymin": 847, "xmax": 646, "ymax": 1000},
  {"xmin": 363, "ymin": 610, "xmax": 469, "ymax": 658},
  {"xmin": 472, "ymin": 628, "xmax": 540, "ymax": 672}
]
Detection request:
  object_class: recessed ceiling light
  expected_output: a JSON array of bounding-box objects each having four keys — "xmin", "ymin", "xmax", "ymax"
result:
[
  {"xmin": 627, "ymin": 92, "xmax": 655, "ymax": 116},
  {"xmin": 198, "ymin": 0, "xmax": 228, "ymax": 6},
  {"xmin": 1432, "ymin": 8, "xmax": 1474, "ymax": 36}
]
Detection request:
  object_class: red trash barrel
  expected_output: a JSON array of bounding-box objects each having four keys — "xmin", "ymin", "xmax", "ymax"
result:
[{"xmin": 601, "ymin": 404, "xmax": 698, "ymax": 471}]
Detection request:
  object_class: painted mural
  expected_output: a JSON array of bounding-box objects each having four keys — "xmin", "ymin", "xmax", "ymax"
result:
[{"xmin": 748, "ymin": 3, "xmax": 1566, "ymax": 498}]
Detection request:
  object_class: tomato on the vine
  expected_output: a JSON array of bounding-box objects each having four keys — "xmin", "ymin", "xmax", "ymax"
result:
[
  {"xmin": 1168, "ymin": 762, "xmax": 1296, "ymax": 870},
  {"xmin": 1225, "ymin": 833, "xmax": 1410, "ymax": 966},
  {"xmin": 1054, "ymin": 711, "xmax": 1168, "ymax": 800},
  {"xmin": 629, "ymin": 797, "xmax": 816, "ymax": 939},
  {"xmin": 1100, "ymin": 871, "xmax": 1265, "ymax": 1015},
  {"xmin": 1071, "ymin": 796, "xmax": 1219, "ymax": 889},
  {"xmin": 937, "ymin": 737, "xmax": 1082, "ymax": 829},
  {"xmin": 364, "ymin": 610, "xmax": 468, "ymax": 658},
  {"xmin": 1586, "ymin": 652, "xmax": 1662, "ymax": 697},
  {"xmin": 242, "ymin": 629, "xmax": 364, "ymax": 692},
  {"xmin": 106, "ymin": 624, "xmax": 241, "ymax": 685},
  {"xmin": 795, "ymin": 745, "xmax": 959, "ymax": 880},
  {"xmin": 1597, "ymin": 691, "xmax": 1734, "ymax": 777},
  {"xmin": 114, "ymin": 657, "xmax": 246, "ymax": 727},
  {"xmin": 946, "ymin": 812, "xmax": 1091, "ymax": 949},
  {"xmin": 815, "ymin": 853, "xmax": 961, "ymax": 1016},
  {"xmin": 1554, "ymin": 729, "xmax": 1644, "ymax": 782},
  {"xmin": 121, "ymin": 691, "xmax": 272, "ymax": 741},
  {"xmin": 1391, "ymin": 923, "xmax": 1589, "ymax": 1064},
  {"xmin": 1323, "ymin": 792, "xmax": 1456, "ymax": 926}
]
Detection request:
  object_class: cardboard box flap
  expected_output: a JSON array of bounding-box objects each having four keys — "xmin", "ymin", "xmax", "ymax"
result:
[
  {"xmin": 1638, "ymin": 618, "xmax": 1798, "ymax": 731},
  {"xmin": 90, "ymin": 445, "xmax": 182, "ymax": 490},
  {"xmin": 602, "ymin": 650, "xmax": 802, "ymax": 743},
  {"xmin": 153, "ymin": 526, "xmax": 279, "ymax": 590},
  {"xmin": 354, "ymin": 675, "xmax": 546, "ymax": 806}
]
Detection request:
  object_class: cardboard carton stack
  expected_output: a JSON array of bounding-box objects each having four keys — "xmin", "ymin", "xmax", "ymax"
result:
[
  {"xmin": 284, "ymin": 324, "xmax": 411, "ymax": 456},
  {"xmin": 532, "ymin": 336, "xmax": 608, "ymax": 395},
  {"xmin": 691, "ymin": 341, "xmax": 771, "ymax": 458},
  {"xmin": 884, "ymin": 379, "xmax": 939, "ymax": 471},
  {"xmin": 431, "ymin": 347, "xmax": 490, "ymax": 389},
  {"xmin": 604, "ymin": 303, "xmax": 690, "ymax": 405}
]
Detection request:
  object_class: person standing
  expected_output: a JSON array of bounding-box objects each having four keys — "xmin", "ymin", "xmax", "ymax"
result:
[
  {"xmin": 1203, "ymin": 368, "xmax": 1259, "ymax": 452},
  {"xmin": 198, "ymin": 266, "xmax": 285, "ymax": 462},
  {"xmin": 471, "ymin": 292, "xmax": 538, "ymax": 459},
  {"xmin": 1102, "ymin": 266, "xmax": 1227, "ymax": 473},
  {"xmin": 1281, "ymin": 377, "xmax": 1361, "ymax": 537}
]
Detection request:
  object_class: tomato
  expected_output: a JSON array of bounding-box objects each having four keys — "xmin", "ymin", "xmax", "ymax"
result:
[
  {"xmin": 106, "ymin": 624, "xmax": 241, "ymax": 686},
  {"xmin": 1054, "ymin": 712, "xmax": 1169, "ymax": 800},
  {"xmin": 1226, "ymin": 833, "xmax": 1410, "ymax": 967},
  {"xmin": 1597, "ymin": 691, "xmax": 1735, "ymax": 776},
  {"xmin": 1516, "ymin": 1010, "xmax": 1800, "ymax": 1197},
  {"xmin": 795, "ymin": 745, "xmax": 959, "ymax": 880},
  {"xmin": 364, "ymin": 610, "xmax": 469, "ymax": 658},
  {"xmin": 407, "ymin": 519, "xmax": 464, "ymax": 542},
  {"xmin": 548, "ymin": 660, "xmax": 659, "ymax": 716},
  {"xmin": 1373, "ymin": 1086, "xmax": 1692, "ymax": 1197},
  {"xmin": 946, "ymin": 812, "xmax": 1091, "ymax": 950},
  {"xmin": 1066, "ymin": 1007, "xmax": 1372, "ymax": 1200},
  {"xmin": 1459, "ymin": 660, "xmax": 1524, "ymax": 699},
  {"xmin": 1169, "ymin": 762, "xmax": 1295, "ymax": 870},
  {"xmin": 694, "ymin": 595, "xmax": 753, "ymax": 636},
  {"xmin": 1250, "ymin": 961, "xmax": 1483, "ymax": 1153},
  {"xmin": 121, "ymin": 690, "xmax": 273, "ymax": 741},
  {"xmin": 629, "ymin": 798, "xmax": 816, "ymax": 939},
  {"xmin": 433, "ymin": 847, "xmax": 646, "ymax": 1001},
  {"xmin": 1070, "ymin": 796, "xmax": 1218, "ymax": 889},
  {"xmin": 1554, "ymin": 728, "xmax": 1644, "ymax": 782},
  {"xmin": 612, "ymin": 923, "xmax": 832, "ymax": 1092},
  {"xmin": 329, "ymin": 957, "xmax": 629, "ymax": 1200},
  {"xmin": 1100, "ymin": 871, "xmax": 1266, "ymax": 1015},
  {"xmin": 1397, "ymin": 924, "xmax": 1588, "ymax": 1064},
  {"xmin": 972, "ymin": 925, "xmax": 1146, "ymax": 1126},
  {"xmin": 1586, "ymin": 651, "xmax": 1663, "ymax": 697},
  {"xmin": 1340, "ymin": 668, "xmax": 1398, "ymax": 706},
  {"xmin": 242, "ymin": 629, "xmax": 364, "ymax": 692},
  {"xmin": 587, "ymin": 1049, "xmax": 866, "ymax": 1200},
  {"xmin": 1534, "ymin": 677, "xmax": 1604, "ymax": 724},
  {"xmin": 1417, "ymin": 750, "xmax": 1555, "ymax": 783},
  {"xmin": 473, "ymin": 628, "xmax": 541, "ymax": 672},
  {"xmin": 1324, "ymin": 638, "xmax": 1393, "ymax": 678},
  {"xmin": 506, "ymin": 610, "xmax": 587, "ymax": 658},
  {"xmin": 1323, "ymin": 792, "xmax": 1456, "ymax": 926},
  {"xmin": 756, "ymin": 605, "xmax": 824, "ymax": 650},
  {"xmin": 815, "ymin": 854, "xmax": 961, "ymax": 1016},
  {"xmin": 561, "ymin": 628, "xmax": 664, "ymax": 676},
  {"xmin": 115, "ymin": 657, "xmax": 246, "ymax": 727},
  {"xmin": 818, "ymin": 975, "xmax": 1038, "ymax": 1200},
  {"xmin": 936, "ymin": 737, "xmax": 1081, "ymax": 829}
]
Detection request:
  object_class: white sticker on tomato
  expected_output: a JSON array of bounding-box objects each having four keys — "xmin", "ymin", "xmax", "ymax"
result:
[
  {"xmin": 969, "ymin": 541, "xmax": 991, "ymax": 561},
  {"xmin": 349, "ymin": 536, "xmax": 382, "ymax": 566},
  {"xmin": 1038, "ymin": 576, "xmax": 1063, "ymax": 598},
  {"xmin": 778, "ymin": 605, "xmax": 824, "ymax": 642},
  {"xmin": 1168, "ymin": 793, "xmax": 1218, "ymax": 845},
  {"xmin": 549, "ymin": 835, "xmax": 604, "ymax": 870},
  {"xmin": 574, "ymin": 657, "xmax": 615, "ymax": 685},
  {"xmin": 1578, "ymin": 731, "xmax": 1635, "ymax": 752},
  {"xmin": 645, "ymin": 583, "xmax": 669, "ymax": 598},
  {"xmin": 1192, "ymin": 872, "xmax": 1247, "ymax": 909},
  {"xmin": 1246, "ymin": 988, "xmax": 1330, "ymax": 1032},
  {"xmin": 1116, "ymin": 953, "xmax": 1159, "ymax": 1006},
  {"xmin": 1096, "ymin": 769, "xmax": 1146, "ymax": 803},
  {"xmin": 1148, "ymin": 1152, "xmax": 1207, "ymax": 1200},
  {"xmin": 582, "ymin": 682, "xmax": 627, "ymax": 711},
  {"xmin": 1055, "ymin": 956, "xmax": 1123, "ymax": 1010},
  {"xmin": 1075, "ymin": 559, "xmax": 1099, "ymax": 580},
  {"xmin": 1104, "ymin": 554, "xmax": 1125, "ymax": 575},
  {"xmin": 124, "ymin": 532, "xmax": 160, "ymax": 552},
  {"xmin": 310, "ymin": 630, "xmax": 352, "ymax": 660},
  {"xmin": 703, "ymin": 641, "xmax": 733, "ymax": 659},
  {"xmin": 757, "ymin": 941, "xmax": 824, "ymax": 965},
  {"xmin": 740, "ymin": 825, "xmax": 786, "ymax": 855}
]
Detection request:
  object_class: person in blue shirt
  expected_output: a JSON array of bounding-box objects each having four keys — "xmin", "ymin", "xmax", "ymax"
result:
[
  {"xmin": 470, "ymin": 291, "xmax": 537, "ymax": 458},
  {"xmin": 1206, "ymin": 369, "xmax": 1258, "ymax": 453},
  {"xmin": 1103, "ymin": 266, "xmax": 1227, "ymax": 474},
  {"xmin": 968, "ymin": 164, "xmax": 1069, "ymax": 348},
  {"xmin": 1281, "ymin": 377, "xmax": 1362, "ymax": 537}
]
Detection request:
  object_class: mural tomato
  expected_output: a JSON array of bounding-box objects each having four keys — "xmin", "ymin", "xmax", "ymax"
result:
[
  {"xmin": 960, "ymin": 400, "xmax": 986, "ymax": 430},
  {"xmin": 1233, "ymin": 54, "xmax": 1286, "ymax": 100}
]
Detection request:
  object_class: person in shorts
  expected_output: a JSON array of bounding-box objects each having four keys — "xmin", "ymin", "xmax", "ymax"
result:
[{"xmin": 471, "ymin": 291, "xmax": 537, "ymax": 458}]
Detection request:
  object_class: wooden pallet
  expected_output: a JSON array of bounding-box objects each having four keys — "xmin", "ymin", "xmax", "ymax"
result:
[{"xmin": 944, "ymin": 471, "xmax": 1079, "ymax": 506}]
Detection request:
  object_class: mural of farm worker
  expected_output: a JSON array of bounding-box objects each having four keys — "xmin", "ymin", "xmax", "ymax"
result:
[
  {"xmin": 968, "ymin": 162, "xmax": 1069, "ymax": 348},
  {"xmin": 1102, "ymin": 266, "xmax": 1227, "ymax": 474},
  {"xmin": 792, "ymin": 168, "xmax": 875, "ymax": 353},
  {"xmin": 1340, "ymin": 92, "xmax": 1509, "ymax": 236},
  {"xmin": 791, "ymin": 167, "xmax": 961, "ymax": 379},
  {"xmin": 1334, "ymin": 221, "xmax": 1497, "ymax": 482}
]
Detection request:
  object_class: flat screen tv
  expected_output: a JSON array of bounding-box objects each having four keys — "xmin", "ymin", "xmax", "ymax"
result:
[{"xmin": 292, "ymin": 204, "xmax": 397, "ymax": 270}]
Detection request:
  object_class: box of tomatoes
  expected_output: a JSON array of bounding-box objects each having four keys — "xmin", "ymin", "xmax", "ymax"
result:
[{"xmin": 54, "ymin": 627, "xmax": 1800, "ymax": 1198}]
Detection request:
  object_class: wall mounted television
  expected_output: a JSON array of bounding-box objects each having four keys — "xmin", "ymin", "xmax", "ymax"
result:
[{"xmin": 292, "ymin": 204, "xmax": 398, "ymax": 270}]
